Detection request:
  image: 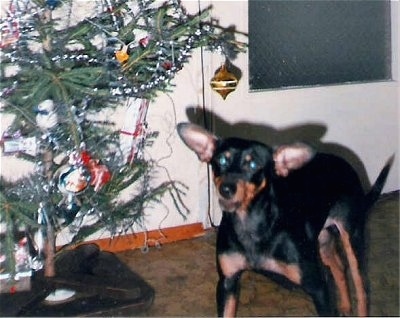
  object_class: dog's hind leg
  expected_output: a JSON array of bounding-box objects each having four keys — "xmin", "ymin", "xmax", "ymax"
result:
[
  {"xmin": 318, "ymin": 225, "xmax": 352, "ymax": 316},
  {"xmin": 337, "ymin": 221, "xmax": 368, "ymax": 317},
  {"xmin": 324, "ymin": 218, "xmax": 368, "ymax": 317}
]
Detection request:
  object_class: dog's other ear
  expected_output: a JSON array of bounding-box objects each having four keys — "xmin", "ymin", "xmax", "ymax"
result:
[
  {"xmin": 273, "ymin": 142, "xmax": 315, "ymax": 177},
  {"xmin": 177, "ymin": 123, "xmax": 218, "ymax": 163}
]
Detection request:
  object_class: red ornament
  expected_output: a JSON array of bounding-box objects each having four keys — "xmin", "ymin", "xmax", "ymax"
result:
[
  {"xmin": 162, "ymin": 61, "xmax": 173, "ymax": 70},
  {"xmin": 10, "ymin": 286, "xmax": 17, "ymax": 294},
  {"xmin": 80, "ymin": 150, "xmax": 92, "ymax": 165},
  {"xmin": 139, "ymin": 36, "xmax": 150, "ymax": 48},
  {"xmin": 65, "ymin": 150, "xmax": 112, "ymax": 192},
  {"xmin": 0, "ymin": 4, "xmax": 20, "ymax": 49},
  {"xmin": 86, "ymin": 160, "xmax": 111, "ymax": 192}
]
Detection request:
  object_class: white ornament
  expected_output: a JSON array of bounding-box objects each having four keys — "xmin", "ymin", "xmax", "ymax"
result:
[
  {"xmin": 2, "ymin": 135, "xmax": 37, "ymax": 157},
  {"xmin": 36, "ymin": 99, "xmax": 58, "ymax": 130},
  {"xmin": 119, "ymin": 98, "xmax": 150, "ymax": 163}
]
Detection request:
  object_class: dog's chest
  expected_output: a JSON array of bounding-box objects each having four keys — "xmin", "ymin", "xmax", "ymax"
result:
[
  {"xmin": 219, "ymin": 216, "xmax": 302, "ymax": 284},
  {"xmin": 230, "ymin": 213, "xmax": 301, "ymax": 267},
  {"xmin": 234, "ymin": 217, "xmax": 265, "ymax": 247}
]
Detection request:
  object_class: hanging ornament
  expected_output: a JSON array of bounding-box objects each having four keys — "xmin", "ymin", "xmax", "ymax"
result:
[
  {"xmin": 162, "ymin": 61, "xmax": 173, "ymax": 71},
  {"xmin": 29, "ymin": 204, "xmax": 47, "ymax": 271},
  {"xmin": 115, "ymin": 45, "xmax": 129, "ymax": 64},
  {"xmin": 14, "ymin": 237, "xmax": 32, "ymax": 277},
  {"xmin": 80, "ymin": 150, "xmax": 92, "ymax": 166},
  {"xmin": 0, "ymin": 4, "xmax": 20, "ymax": 49},
  {"xmin": 55, "ymin": 151, "xmax": 89, "ymax": 224},
  {"xmin": 80, "ymin": 150, "xmax": 112, "ymax": 192},
  {"xmin": 55, "ymin": 151, "xmax": 90, "ymax": 195},
  {"xmin": 1, "ymin": 130, "xmax": 37, "ymax": 157},
  {"xmin": 139, "ymin": 36, "xmax": 150, "ymax": 48},
  {"xmin": 103, "ymin": 0, "xmax": 123, "ymax": 30},
  {"xmin": 34, "ymin": 99, "xmax": 58, "ymax": 131},
  {"xmin": 210, "ymin": 63, "xmax": 238, "ymax": 100},
  {"xmin": 57, "ymin": 164, "xmax": 91, "ymax": 195},
  {"xmin": 119, "ymin": 99, "xmax": 150, "ymax": 164},
  {"xmin": 0, "ymin": 234, "xmax": 33, "ymax": 293},
  {"xmin": 56, "ymin": 193, "xmax": 82, "ymax": 224},
  {"xmin": 87, "ymin": 161, "xmax": 111, "ymax": 192},
  {"xmin": 46, "ymin": 0, "xmax": 60, "ymax": 10},
  {"xmin": 0, "ymin": 82, "xmax": 17, "ymax": 98}
]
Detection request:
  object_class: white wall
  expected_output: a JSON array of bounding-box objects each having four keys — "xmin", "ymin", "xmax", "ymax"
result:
[{"xmin": 145, "ymin": 0, "xmax": 399, "ymax": 229}]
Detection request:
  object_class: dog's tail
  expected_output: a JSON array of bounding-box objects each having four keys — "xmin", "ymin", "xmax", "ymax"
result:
[{"xmin": 365, "ymin": 154, "xmax": 395, "ymax": 209}]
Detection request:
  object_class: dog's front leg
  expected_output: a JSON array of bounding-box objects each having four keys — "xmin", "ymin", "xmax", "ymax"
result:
[
  {"xmin": 217, "ymin": 253, "xmax": 247, "ymax": 317},
  {"xmin": 216, "ymin": 273, "xmax": 241, "ymax": 317}
]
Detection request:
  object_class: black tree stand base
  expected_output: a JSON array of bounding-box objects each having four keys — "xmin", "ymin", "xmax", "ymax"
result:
[{"xmin": 0, "ymin": 244, "xmax": 155, "ymax": 317}]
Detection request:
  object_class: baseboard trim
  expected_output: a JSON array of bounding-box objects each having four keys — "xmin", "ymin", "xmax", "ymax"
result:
[{"xmin": 78, "ymin": 222, "xmax": 206, "ymax": 253}]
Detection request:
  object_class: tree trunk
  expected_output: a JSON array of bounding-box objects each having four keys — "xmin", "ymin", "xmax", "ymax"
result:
[{"xmin": 43, "ymin": 149, "xmax": 56, "ymax": 278}]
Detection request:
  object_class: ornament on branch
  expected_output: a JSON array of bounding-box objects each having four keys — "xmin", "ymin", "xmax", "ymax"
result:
[
  {"xmin": 30, "ymin": 205, "xmax": 47, "ymax": 271},
  {"xmin": 1, "ymin": 131, "xmax": 37, "ymax": 157},
  {"xmin": 210, "ymin": 62, "xmax": 239, "ymax": 100},
  {"xmin": 115, "ymin": 45, "xmax": 130, "ymax": 64},
  {"xmin": 0, "ymin": 3, "xmax": 20, "ymax": 49},
  {"xmin": 0, "ymin": 236, "xmax": 33, "ymax": 293},
  {"xmin": 55, "ymin": 149, "xmax": 112, "ymax": 223},
  {"xmin": 46, "ymin": 0, "xmax": 60, "ymax": 10},
  {"xmin": 57, "ymin": 164, "xmax": 91, "ymax": 195},
  {"xmin": 80, "ymin": 150, "xmax": 112, "ymax": 192},
  {"xmin": 55, "ymin": 155, "xmax": 90, "ymax": 223},
  {"xmin": 162, "ymin": 61, "xmax": 173, "ymax": 71},
  {"xmin": 57, "ymin": 149, "xmax": 112, "ymax": 194},
  {"xmin": 56, "ymin": 194, "xmax": 81, "ymax": 224},
  {"xmin": 103, "ymin": 0, "xmax": 123, "ymax": 30},
  {"xmin": 139, "ymin": 36, "xmax": 150, "ymax": 48},
  {"xmin": 34, "ymin": 100, "xmax": 58, "ymax": 131},
  {"xmin": 119, "ymin": 98, "xmax": 150, "ymax": 164}
]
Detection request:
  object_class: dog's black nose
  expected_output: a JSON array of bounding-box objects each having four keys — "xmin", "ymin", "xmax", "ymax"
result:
[{"xmin": 219, "ymin": 183, "xmax": 237, "ymax": 199}]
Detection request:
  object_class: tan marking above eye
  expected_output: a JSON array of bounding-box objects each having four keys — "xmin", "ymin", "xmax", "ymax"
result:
[{"xmin": 245, "ymin": 154, "xmax": 252, "ymax": 162}]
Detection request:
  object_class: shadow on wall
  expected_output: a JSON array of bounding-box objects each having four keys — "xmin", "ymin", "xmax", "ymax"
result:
[{"xmin": 184, "ymin": 106, "xmax": 373, "ymax": 191}]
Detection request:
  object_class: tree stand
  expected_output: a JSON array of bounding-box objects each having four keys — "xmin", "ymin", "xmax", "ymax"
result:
[{"xmin": 0, "ymin": 244, "xmax": 154, "ymax": 317}]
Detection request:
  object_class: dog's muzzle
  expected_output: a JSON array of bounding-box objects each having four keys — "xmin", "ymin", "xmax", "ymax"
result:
[
  {"xmin": 219, "ymin": 182, "xmax": 237, "ymax": 199},
  {"xmin": 217, "ymin": 181, "xmax": 242, "ymax": 212}
]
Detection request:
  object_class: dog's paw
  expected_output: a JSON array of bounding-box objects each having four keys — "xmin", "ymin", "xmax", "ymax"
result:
[{"xmin": 273, "ymin": 142, "xmax": 315, "ymax": 177}]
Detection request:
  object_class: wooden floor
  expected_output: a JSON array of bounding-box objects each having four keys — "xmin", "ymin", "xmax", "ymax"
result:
[{"xmin": 117, "ymin": 191, "xmax": 399, "ymax": 317}]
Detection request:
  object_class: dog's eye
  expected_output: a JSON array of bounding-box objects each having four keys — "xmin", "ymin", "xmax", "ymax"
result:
[
  {"xmin": 218, "ymin": 155, "xmax": 228, "ymax": 167},
  {"xmin": 249, "ymin": 160, "xmax": 258, "ymax": 171}
]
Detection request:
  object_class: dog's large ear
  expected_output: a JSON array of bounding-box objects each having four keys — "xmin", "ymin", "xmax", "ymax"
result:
[
  {"xmin": 177, "ymin": 123, "xmax": 218, "ymax": 163},
  {"xmin": 273, "ymin": 142, "xmax": 315, "ymax": 177}
]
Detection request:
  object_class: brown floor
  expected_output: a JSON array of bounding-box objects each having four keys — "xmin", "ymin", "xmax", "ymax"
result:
[{"xmin": 117, "ymin": 192, "xmax": 399, "ymax": 317}]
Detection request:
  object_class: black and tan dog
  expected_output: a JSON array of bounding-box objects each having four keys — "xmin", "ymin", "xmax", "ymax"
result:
[{"xmin": 177, "ymin": 122, "xmax": 393, "ymax": 317}]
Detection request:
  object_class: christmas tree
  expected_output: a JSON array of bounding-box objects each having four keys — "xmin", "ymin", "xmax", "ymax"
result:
[{"xmin": 0, "ymin": 0, "xmax": 245, "ymax": 281}]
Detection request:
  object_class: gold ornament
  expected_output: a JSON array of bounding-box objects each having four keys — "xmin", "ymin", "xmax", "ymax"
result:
[
  {"xmin": 115, "ymin": 45, "xmax": 129, "ymax": 64},
  {"xmin": 210, "ymin": 64, "xmax": 238, "ymax": 100}
]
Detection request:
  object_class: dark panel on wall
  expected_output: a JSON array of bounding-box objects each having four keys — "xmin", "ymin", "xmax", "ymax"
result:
[{"xmin": 248, "ymin": 0, "xmax": 392, "ymax": 90}]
